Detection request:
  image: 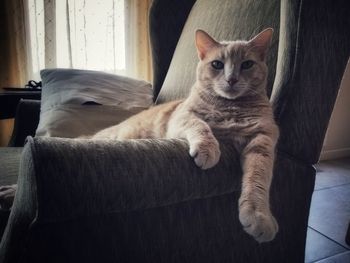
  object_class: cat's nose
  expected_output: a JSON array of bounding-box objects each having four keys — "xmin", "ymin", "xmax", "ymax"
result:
[{"xmin": 227, "ymin": 78, "xmax": 238, "ymax": 86}]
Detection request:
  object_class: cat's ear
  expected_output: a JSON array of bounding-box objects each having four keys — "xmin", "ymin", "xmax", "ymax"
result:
[
  {"xmin": 195, "ymin": 30, "xmax": 219, "ymax": 60},
  {"xmin": 248, "ymin": 28, "xmax": 273, "ymax": 61}
]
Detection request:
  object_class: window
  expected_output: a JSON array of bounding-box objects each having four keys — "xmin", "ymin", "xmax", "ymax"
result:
[{"xmin": 27, "ymin": 0, "xmax": 126, "ymax": 78}]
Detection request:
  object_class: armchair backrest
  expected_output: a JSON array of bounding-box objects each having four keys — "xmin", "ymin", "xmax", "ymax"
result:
[
  {"xmin": 150, "ymin": 0, "xmax": 350, "ymax": 164},
  {"xmin": 149, "ymin": 0, "xmax": 196, "ymax": 99},
  {"xmin": 270, "ymin": 0, "xmax": 350, "ymax": 164},
  {"xmin": 152, "ymin": 0, "xmax": 280, "ymax": 102}
]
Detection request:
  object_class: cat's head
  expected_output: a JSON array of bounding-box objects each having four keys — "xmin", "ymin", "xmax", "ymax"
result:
[{"xmin": 195, "ymin": 29, "xmax": 273, "ymax": 100}]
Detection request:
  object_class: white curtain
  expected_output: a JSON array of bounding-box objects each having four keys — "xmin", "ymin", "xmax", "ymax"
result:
[{"xmin": 25, "ymin": 0, "xmax": 152, "ymax": 81}]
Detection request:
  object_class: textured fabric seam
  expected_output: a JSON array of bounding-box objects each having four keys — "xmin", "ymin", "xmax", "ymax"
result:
[
  {"xmin": 276, "ymin": 0, "xmax": 303, "ymax": 122},
  {"xmin": 291, "ymin": 0, "xmax": 303, "ymax": 81},
  {"xmin": 16, "ymin": 137, "xmax": 40, "ymax": 262},
  {"xmin": 25, "ymin": 136, "xmax": 40, "ymax": 225},
  {"xmin": 31, "ymin": 191, "xmax": 239, "ymax": 225},
  {"xmin": 277, "ymin": 147, "xmax": 315, "ymax": 168}
]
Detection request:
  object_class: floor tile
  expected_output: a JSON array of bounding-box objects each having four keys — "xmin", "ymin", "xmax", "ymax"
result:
[
  {"xmin": 315, "ymin": 251, "xmax": 350, "ymax": 263},
  {"xmin": 315, "ymin": 159, "xmax": 350, "ymax": 190},
  {"xmin": 305, "ymin": 228, "xmax": 347, "ymax": 263},
  {"xmin": 308, "ymin": 184, "xmax": 350, "ymax": 249}
]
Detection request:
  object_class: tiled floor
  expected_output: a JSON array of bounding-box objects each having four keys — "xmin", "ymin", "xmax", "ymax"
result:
[{"xmin": 305, "ymin": 157, "xmax": 350, "ymax": 263}]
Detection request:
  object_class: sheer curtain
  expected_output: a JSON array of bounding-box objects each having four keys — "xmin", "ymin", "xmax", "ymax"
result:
[{"xmin": 25, "ymin": 0, "xmax": 152, "ymax": 81}]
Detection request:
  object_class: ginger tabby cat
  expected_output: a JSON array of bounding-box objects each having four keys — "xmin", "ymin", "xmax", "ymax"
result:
[{"xmin": 93, "ymin": 29, "xmax": 279, "ymax": 242}]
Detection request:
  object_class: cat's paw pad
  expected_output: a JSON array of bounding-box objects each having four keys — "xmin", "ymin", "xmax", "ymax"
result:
[
  {"xmin": 189, "ymin": 139, "xmax": 221, "ymax": 170},
  {"xmin": 239, "ymin": 205, "xmax": 278, "ymax": 243}
]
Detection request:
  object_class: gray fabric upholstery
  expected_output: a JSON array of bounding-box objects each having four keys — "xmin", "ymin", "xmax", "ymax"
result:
[
  {"xmin": 1, "ymin": 137, "xmax": 315, "ymax": 263},
  {"xmin": 271, "ymin": 0, "xmax": 350, "ymax": 164},
  {"xmin": 149, "ymin": 0, "xmax": 196, "ymax": 99},
  {"xmin": 156, "ymin": 0, "xmax": 280, "ymax": 103},
  {"xmin": 0, "ymin": 143, "xmax": 37, "ymax": 263},
  {"xmin": 17, "ymin": 137, "xmax": 242, "ymax": 219},
  {"xmin": 0, "ymin": 148, "xmax": 22, "ymax": 186}
]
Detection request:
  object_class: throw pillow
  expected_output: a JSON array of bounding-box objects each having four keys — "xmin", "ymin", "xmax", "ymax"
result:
[{"xmin": 35, "ymin": 68, "xmax": 153, "ymax": 138}]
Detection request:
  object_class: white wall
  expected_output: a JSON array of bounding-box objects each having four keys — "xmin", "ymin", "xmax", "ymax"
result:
[{"xmin": 320, "ymin": 59, "xmax": 350, "ymax": 160}]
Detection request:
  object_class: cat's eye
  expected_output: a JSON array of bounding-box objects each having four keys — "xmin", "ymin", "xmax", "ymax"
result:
[
  {"xmin": 241, "ymin": 60, "xmax": 255, "ymax": 70},
  {"xmin": 211, "ymin": 60, "xmax": 224, "ymax": 70}
]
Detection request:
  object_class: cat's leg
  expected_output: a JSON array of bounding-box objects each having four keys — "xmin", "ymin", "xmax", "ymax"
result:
[
  {"xmin": 92, "ymin": 125, "xmax": 120, "ymax": 139},
  {"xmin": 92, "ymin": 124, "xmax": 142, "ymax": 140},
  {"xmin": 167, "ymin": 116, "xmax": 221, "ymax": 170},
  {"xmin": 187, "ymin": 121, "xmax": 221, "ymax": 169},
  {"xmin": 238, "ymin": 133, "xmax": 278, "ymax": 242}
]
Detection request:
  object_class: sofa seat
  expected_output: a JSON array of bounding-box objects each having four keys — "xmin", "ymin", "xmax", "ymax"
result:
[
  {"xmin": 0, "ymin": 147, "xmax": 22, "ymax": 186},
  {"xmin": 0, "ymin": 147, "xmax": 22, "ymax": 238}
]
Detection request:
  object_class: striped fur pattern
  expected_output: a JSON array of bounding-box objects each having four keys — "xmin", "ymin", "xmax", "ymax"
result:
[{"xmin": 93, "ymin": 29, "xmax": 279, "ymax": 242}]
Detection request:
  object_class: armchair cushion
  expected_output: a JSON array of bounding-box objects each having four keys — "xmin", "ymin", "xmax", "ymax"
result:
[
  {"xmin": 36, "ymin": 69, "xmax": 153, "ymax": 138},
  {"xmin": 23, "ymin": 137, "xmax": 242, "ymax": 217}
]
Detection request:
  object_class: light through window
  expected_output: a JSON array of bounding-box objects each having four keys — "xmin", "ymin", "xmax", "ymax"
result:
[{"xmin": 27, "ymin": 0, "xmax": 125, "ymax": 78}]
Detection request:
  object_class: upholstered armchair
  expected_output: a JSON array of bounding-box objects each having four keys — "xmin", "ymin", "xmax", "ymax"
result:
[{"xmin": 1, "ymin": 0, "xmax": 349, "ymax": 262}]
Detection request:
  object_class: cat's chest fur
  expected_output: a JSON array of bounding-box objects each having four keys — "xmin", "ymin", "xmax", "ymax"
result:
[{"xmin": 190, "ymin": 102, "xmax": 268, "ymax": 145}]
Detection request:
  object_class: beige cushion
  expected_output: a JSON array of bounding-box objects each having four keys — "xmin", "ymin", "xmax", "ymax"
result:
[
  {"xmin": 36, "ymin": 69, "xmax": 153, "ymax": 138},
  {"xmin": 36, "ymin": 105, "xmax": 144, "ymax": 138},
  {"xmin": 156, "ymin": 0, "xmax": 280, "ymax": 104}
]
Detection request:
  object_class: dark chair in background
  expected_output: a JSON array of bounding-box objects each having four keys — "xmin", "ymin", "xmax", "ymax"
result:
[{"xmin": 1, "ymin": 0, "xmax": 349, "ymax": 262}]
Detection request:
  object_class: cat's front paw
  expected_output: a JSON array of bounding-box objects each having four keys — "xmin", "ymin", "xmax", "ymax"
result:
[
  {"xmin": 189, "ymin": 138, "xmax": 221, "ymax": 170},
  {"xmin": 239, "ymin": 203, "xmax": 278, "ymax": 243}
]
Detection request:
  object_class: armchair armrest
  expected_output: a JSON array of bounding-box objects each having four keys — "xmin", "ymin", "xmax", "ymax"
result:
[
  {"xmin": 8, "ymin": 100, "xmax": 41, "ymax": 147},
  {"xmin": 27, "ymin": 136, "xmax": 241, "ymax": 219},
  {"xmin": 1, "ymin": 136, "xmax": 317, "ymax": 263},
  {"xmin": 0, "ymin": 136, "xmax": 242, "ymax": 262}
]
